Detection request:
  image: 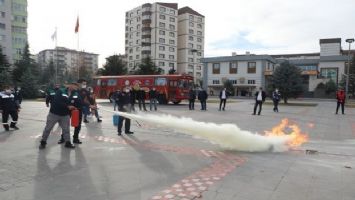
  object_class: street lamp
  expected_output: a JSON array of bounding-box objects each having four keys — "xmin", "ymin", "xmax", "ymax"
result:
[
  {"xmin": 191, "ymin": 49, "xmax": 199, "ymax": 86},
  {"xmin": 345, "ymin": 38, "xmax": 354, "ymax": 99}
]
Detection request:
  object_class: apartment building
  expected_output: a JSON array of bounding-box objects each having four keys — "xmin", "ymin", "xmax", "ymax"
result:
[
  {"xmin": 177, "ymin": 7, "xmax": 205, "ymax": 82},
  {"xmin": 125, "ymin": 3, "xmax": 205, "ymax": 77},
  {"xmin": 0, "ymin": 0, "xmax": 27, "ymax": 64},
  {"xmin": 37, "ymin": 47, "xmax": 99, "ymax": 75}
]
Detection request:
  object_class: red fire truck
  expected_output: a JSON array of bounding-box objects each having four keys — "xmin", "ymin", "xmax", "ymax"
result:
[{"xmin": 92, "ymin": 74, "xmax": 193, "ymax": 104}]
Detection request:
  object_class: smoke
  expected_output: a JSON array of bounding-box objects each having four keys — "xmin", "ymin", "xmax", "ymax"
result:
[{"xmin": 115, "ymin": 111, "xmax": 291, "ymax": 152}]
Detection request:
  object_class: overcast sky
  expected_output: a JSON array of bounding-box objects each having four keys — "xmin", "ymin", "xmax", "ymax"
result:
[{"xmin": 28, "ymin": 0, "xmax": 355, "ymax": 67}]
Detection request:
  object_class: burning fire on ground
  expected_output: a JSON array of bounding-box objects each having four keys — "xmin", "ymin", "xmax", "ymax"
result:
[{"xmin": 264, "ymin": 118, "xmax": 309, "ymax": 148}]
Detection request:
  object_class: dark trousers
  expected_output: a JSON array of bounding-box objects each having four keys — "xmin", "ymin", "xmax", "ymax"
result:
[
  {"xmin": 73, "ymin": 111, "xmax": 83, "ymax": 139},
  {"xmin": 2, "ymin": 110, "xmax": 18, "ymax": 129},
  {"xmin": 138, "ymin": 99, "xmax": 146, "ymax": 111},
  {"xmin": 118, "ymin": 116, "xmax": 131, "ymax": 133},
  {"xmin": 273, "ymin": 100, "xmax": 279, "ymax": 112},
  {"xmin": 336, "ymin": 102, "xmax": 345, "ymax": 114},
  {"xmin": 253, "ymin": 101, "xmax": 263, "ymax": 115},
  {"xmin": 189, "ymin": 99, "xmax": 195, "ymax": 110},
  {"xmin": 200, "ymin": 100, "xmax": 207, "ymax": 110},
  {"xmin": 219, "ymin": 99, "xmax": 226, "ymax": 110}
]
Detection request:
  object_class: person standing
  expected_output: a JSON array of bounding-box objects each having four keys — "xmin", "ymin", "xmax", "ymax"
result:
[
  {"xmin": 13, "ymin": 86, "xmax": 23, "ymax": 106},
  {"xmin": 0, "ymin": 86, "xmax": 20, "ymax": 131},
  {"xmin": 39, "ymin": 84, "xmax": 76, "ymax": 149},
  {"xmin": 117, "ymin": 88, "xmax": 134, "ymax": 135},
  {"xmin": 149, "ymin": 87, "xmax": 158, "ymax": 111},
  {"xmin": 46, "ymin": 84, "xmax": 60, "ymax": 107},
  {"xmin": 219, "ymin": 88, "xmax": 229, "ymax": 111},
  {"xmin": 137, "ymin": 88, "xmax": 147, "ymax": 111},
  {"xmin": 89, "ymin": 92, "xmax": 102, "ymax": 122},
  {"xmin": 188, "ymin": 88, "xmax": 196, "ymax": 110},
  {"xmin": 272, "ymin": 88, "xmax": 281, "ymax": 112},
  {"xmin": 253, "ymin": 87, "xmax": 266, "ymax": 115},
  {"xmin": 198, "ymin": 89, "xmax": 208, "ymax": 111},
  {"xmin": 112, "ymin": 90, "xmax": 119, "ymax": 111},
  {"xmin": 130, "ymin": 89, "xmax": 136, "ymax": 112},
  {"xmin": 335, "ymin": 88, "xmax": 345, "ymax": 114}
]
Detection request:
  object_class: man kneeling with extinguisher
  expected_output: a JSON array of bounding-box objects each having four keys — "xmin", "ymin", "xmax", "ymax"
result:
[{"xmin": 39, "ymin": 83, "xmax": 78, "ymax": 149}]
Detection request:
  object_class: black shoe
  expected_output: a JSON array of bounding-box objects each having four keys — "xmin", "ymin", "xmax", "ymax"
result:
[
  {"xmin": 125, "ymin": 131, "xmax": 134, "ymax": 134},
  {"xmin": 39, "ymin": 141, "xmax": 47, "ymax": 149},
  {"xmin": 64, "ymin": 142, "xmax": 75, "ymax": 149},
  {"xmin": 117, "ymin": 131, "xmax": 122, "ymax": 136},
  {"xmin": 10, "ymin": 125, "xmax": 19, "ymax": 130},
  {"xmin": 73, "ymin": 139, "xmax": 82, "ymax": 144},
  {"xmin": 3, "ymin": 125, "xmax": 9, "ymax": 131},
  {"xmin": 335, "ymin": 112, "xmax": 338, "ymax": 115},
  {"xmin": 97, "ymin": 119, "xmax": 102, "ymax": 123},
  {"xmin": 252, "ymin": 113, "xmax": 256, "ymax": 115},
  {"xmin": 58, "ymin": 138, "xmax": 65, "ymax": 144},
  {"xmin": 258, "ymin": 113, "xmax": 261, "ymax": 115},
  {"xmin": 83, "ymin": 119, "xmax": 89, "ymax": 123}
]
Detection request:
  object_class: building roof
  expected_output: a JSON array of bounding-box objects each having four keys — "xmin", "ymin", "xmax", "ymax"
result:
[
  {"xmin": 39, "ymin": 47, "xmax": 99, "ymax": 56},
  {"xmin": 276, "ymin": 59, "xmax": 320, "ymax": 65},
  {"xmin": 319, "ymin": 38, "xmax": 341, "ymax": 44},
  {"xmin": 178, "ymin": 6, "xmax": 204, "ymax": 17},
  {"xmin": 271, "ymin": 53, "xmax": 320, "ymax": 58},
  {"xmin": 156, "ymin": 2, "xmax": 178, "ymax": 10},
  {"xmin": 201, "ymin": 55, "xmax": 276, "ymax": 63}
]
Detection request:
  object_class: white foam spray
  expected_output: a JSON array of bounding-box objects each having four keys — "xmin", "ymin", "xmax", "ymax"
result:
[{"xmin": 114, "ymin": 111, "xmax": 291, "ymax": 152}]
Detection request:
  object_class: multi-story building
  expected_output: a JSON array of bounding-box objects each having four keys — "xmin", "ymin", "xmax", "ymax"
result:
[
  {"xmin": 202, "ymin": 38, "xmax": 353, "ymax": 97},
  {"xmin": 37, "ymin": 47, "xmax": 99, "ymax": 76},
  {"xmin": 125, "ymin": 2, "xmax": 205, "ymax": 78},
  {"xmin": 0, "ymin": 0, "xmax": 27, "ymax": 64},
  {"xmin": 177, "ymin": 7, "xmax": 205, "ymax": 82}
]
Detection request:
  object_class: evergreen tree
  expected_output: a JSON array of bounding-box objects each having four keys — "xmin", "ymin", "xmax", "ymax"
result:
[
  {"xmin": 134, "ymin": 56, "xmax": 162, "ymax": 75},
  {"xmin": 347, "ymin": 55, "xmax": 355, "ymax": 95},
  {"xmin": 272, "ymin": 61, "xmax": 304, "ymax": 103},
  {"xmin": 223, "ymin": 80, "xmax": 235, "ymax": 95},
  {"xmin": 0, "ymin": 46, "xmax": 12, "ymax": 89},
  {"xmin": 325, "ymin": 79, "xmax": 337, "ymax": 95},
  {"xmin": 97, "ymin": 54, "xmax": 127, "ymax": 75},
  {"xmin": 19, "ymin": 69, "xmax": 38, "ymax": 98}
]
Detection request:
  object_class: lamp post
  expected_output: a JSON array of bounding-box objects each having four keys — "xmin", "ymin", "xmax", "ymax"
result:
[
  {"xmin": 191, "ymin": 49, "xmax": 198, "ymax": 87},
  {"xmin": 345, "ymin": 38, "xmax": 354, "ymax": 99}
]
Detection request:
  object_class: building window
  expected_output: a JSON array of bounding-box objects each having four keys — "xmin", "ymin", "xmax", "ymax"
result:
[
  {"xmin": 248, "ymin": 80, "xmax": 255, "ymax": 84},
  {"xmin": 136, "ymin": 40, "xmax": 139, "ymax": 44},
  {"xmin": 136, "ymin": 55, "xmax": 140, "ymax": 59},
  {"xmin": 159, "ymin": 46, "xmax": 165, "ymax": 51},
  {"xmin": 169, "ymin": 40, "xmax": 175, "ymax": 45},
  {"xmin": 136, "ymin": 32, "xmax": 140, "ymax": 37},
  {"xmin": 188, "ymin": 43, "xmax": 193, "ymax": 48},
  {"xmin": 159, "ymin": 22, "xmax": 165, "ymax": 28},
  {"xmin": 159, "ymin": 14, "xmax": 166, "ymax": 20},
  {"xmin": 196, "ymin": 65, "xmax": 201, "ymax": 70},
  {"xmin": 188, "ymin": 50, "xmax": 193, "ymax": 55},
  {"xmin": 129, "ymin": 56, "xmax": 133, "ymax": 60},
  {"xmin": 213, "ymin": 80, "xmax": 220, "ymax": 84},
  {"xmin": 169, "ymin": 24, "xmax": 175, "ymax": 30},
  {"xmin": 169, "ymin": 55, "xmax": 174, "ymax": 60},
  {"xmin": 196, "ymin": 72, "xmax": 201, "ymax": 77},
  {"xmin": 137, "ymin": 24, "xmax": 141, "ymax": 29},
  {"xmin": 160, "ymin": 7, "xmax": 166, "ymax": 12},
  {"xmin": 197, "ymin": 31, "xmax": 202, "ymax": 36},
  {"xmin": 188, "ymin": 58, "xmax": 194, "ymax": 62},
  {"xmin": 159, "ymin": 54, "xmax": 165, "ymax": 59},
  {"xmin": 169, "ymin": 63, "xmax": 174, "ymax": 68},
  {"xmin": 136, "ymin": 47, "xmax": 140, "ymax": 51},
  {"xmin": 189, "ymin": 36, "xmax": 194, "ymax": 41},
  {"xmin": 197, "ymin": 17, "xmax": 202, "ymax": 22},
  {"xmin": 169, "ymin": 47, "xmax": 175, "ymax": 52},
  {"xmin": 159, "ymin": 30, "xmax": 165, "ymax": 35},
  {"xmin": 1, "ymin": 12, "xmax": 5, "ymax": 18},
  {"xmin": 189, "ymin": 15, "xmax": 194, "ymax": 20},
  {"xmin": 129, "ymin": 49, "xmax": 133, "ymax": 53},
  {"xmin": 0, "ymin": 34, "xmax": 5, "ymax": 41},
  {"xmin": 197, "ymin": 24, "xmax": 202, "ymax": 29},
  {"xmin": 247, "ymin": 62, "xmax": 256, "ymax": 73},
  {"xmin": 169, "ymin": 32, "xmax": 175, "ymax": 37},
  {"xmin": 169, "ymin": 17, "xmax": 175, "ymax": 22},
  {"xmin": 188, "ymin": 65, "xmax": 194, "ymax": 69},
  {"xmin": 231, "ymin": 80, "xmax": 237, "ymax": 85},
  {"xmin": 159, "ymin": 38, "xmax": 165, "ymax": 43},
  {"xmin": 197, "ymin": 38, "xmax": 202, "ymax": 43},
  {"xmin": 230, "ymin": 62, "xmax": 238, "ymax": 74},
  {"xmin": 159, "ymin": 61, "xmax": 165, "ymax": 66},
  {"xmin": 212, "ymin": 63, "xmax": 220, "ymax": 74},
  {"xmin": 189, "ymin": 29, "xmax": 194, "ymax": 34},
  {"xmin": 189, "ymin": 22, "xmax": 194, "ymax": 27},
  {"xmin": 170, "ymin": 10, "xmax": 175, "ymax": 15},
  {"xmin": 197, "ymin": 52, "xmax": 202, "ymax": 56},
  {"xmin": 197, "ymin": 45, "xmax": 202, "ymax": 50},
  {"xmin": 320, "ymin": 68, "xmax": 338, "ymax": 82},
  {"xmin": 0, "ymin": 23, "xmax": 5, "ymax": 30}
]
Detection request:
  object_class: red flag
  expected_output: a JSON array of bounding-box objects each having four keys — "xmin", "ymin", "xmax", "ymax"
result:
[{"xmin": 75, "ymin": 16, "xmax": 79, "ymax": 33}]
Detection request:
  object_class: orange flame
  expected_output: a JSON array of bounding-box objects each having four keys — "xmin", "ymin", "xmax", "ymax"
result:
[{"xmin": 264, "ymin": 118, "xmax": 308, "ymax": 147}]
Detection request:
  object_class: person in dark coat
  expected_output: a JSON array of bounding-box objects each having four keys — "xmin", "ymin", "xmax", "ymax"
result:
[
  {"xmin": 188, "ymin": 88, "xmax": 196, "ymax": 110},
  {"xmin": 13, "ymin": 86, "xmax": 23, "ymax": 106},
  {"xmin": 149, "ymin": 87, "xmax": 158, "ymax": 111},
  {"xmin": 272, "ymin": 88, "xmax": 281, "ymax": 112},
  {"xmin": 0, "ymin": 86, "xmax": 20, "ymax": 131},
  {"xmin": 46, "ymin": 84, "xmax": 60, "ymax": 107},
  {"xmin": 130, "ymin": 89, "xmax": 136, "ymax": 112},
  {"xmin": 116, "ymin": 88, "xmax": 134, "ymax": 135},
  {"xmin": 253, "ymin": 87, "xmax": 266, "ymax": 115},
  {"xmin": 335, "ymin": 88, "xmax": 346, "ymax": 114},
  {"xmin": 219, "ymin": 88, "xmax": 229, "ymax": 111},
  {"xmin": 198, "ymin": 89, "xmax": 208, "ymax": 110},
  {"xmin": 137, "ymin": 88, "xmax": 147, "ymax": 111}
]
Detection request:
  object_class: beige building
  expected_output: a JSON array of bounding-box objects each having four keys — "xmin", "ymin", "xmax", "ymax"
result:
[
  {"xmin": 0, "ymin": 0, "xmax": 28, "ymax": 64},
  {"xmin": 37, "ymin": 47, "xmax": 99, "ymax": 76},
  {"xmin": 125, "ymin": 3, "xmax": 205, "ymax": 77}
]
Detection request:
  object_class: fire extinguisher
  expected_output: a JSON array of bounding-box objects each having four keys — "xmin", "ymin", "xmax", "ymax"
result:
[{"xmin": 71, "ymin": 109, "xmax": 80, "ymax": 127}]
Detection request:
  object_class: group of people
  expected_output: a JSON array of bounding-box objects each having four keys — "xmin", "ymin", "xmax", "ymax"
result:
[
  {"xmin": 39, "ymin": 80, "xmax": 102, "ymax": 149},
  {"xmin": 0, "ymin": 86, "xmax": 22, "ymax": 131},
  {"xmin": 188, "ymin": 88, "xmax": 208, "ymax": 110}
]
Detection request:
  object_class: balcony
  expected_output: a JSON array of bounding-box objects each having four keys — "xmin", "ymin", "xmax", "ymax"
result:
[
  {"xmin": 142, "ymin": 19, "xmax": 152, "ymax": 24},
  {"xmin": 142, "ymin": 50, "xmax": 151, "ymax": 55},
  {"xmin": 142, "ymin": 46, "xmax": 151, "ymax": 51},
  {"xmin": 141, "ymin": 42, "xmax": 151, "ymax": 47},
  {"xmin": 142, "ymin": 11, "xmax": 151, "ymax": 16},
  {"xmin": 141, "ymin": 34, "xmax": 151, "ymax": 39},
  {"xmin": 142, "ymin": 27, "xmax": 151, "ymax": 32},
  {"xmin": 142, "ymin": 3, "xmax": 152, "ymax": 8},
  {"xmin": 264, "ymin": 71, "xmax": 273, "ymax": 76}
]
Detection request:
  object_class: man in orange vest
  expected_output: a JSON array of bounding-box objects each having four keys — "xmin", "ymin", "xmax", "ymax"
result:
[{"xmin": 335, "ymin": 88, "xmax": 346, "ymax": 115}]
